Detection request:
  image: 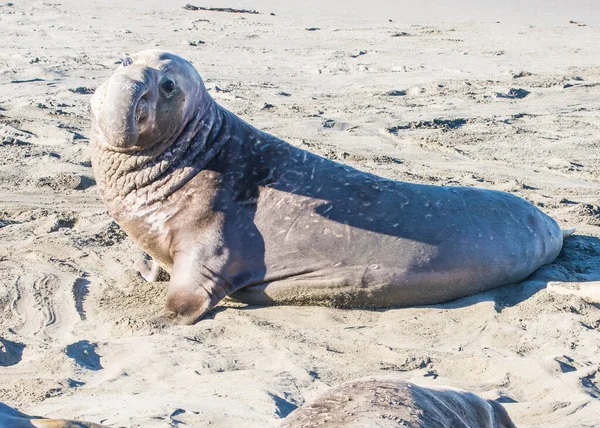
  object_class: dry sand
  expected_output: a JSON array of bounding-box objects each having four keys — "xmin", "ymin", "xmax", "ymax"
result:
[{"xmin": 1, "ymin": 1, "xmax": 600, "ymax": 426}]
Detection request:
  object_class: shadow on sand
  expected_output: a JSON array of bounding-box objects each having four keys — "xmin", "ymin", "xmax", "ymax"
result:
[{"xmin": 0, "ymin": 337, "xmax": 25, "ymax": 367}]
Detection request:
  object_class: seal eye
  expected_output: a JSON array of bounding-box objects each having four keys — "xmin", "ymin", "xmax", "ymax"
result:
[{"xmin": 161, "ymin": 79, "xmax": 175, "ymax": 94}]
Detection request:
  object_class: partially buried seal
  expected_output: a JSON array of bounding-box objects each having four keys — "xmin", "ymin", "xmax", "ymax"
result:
[
  {"xmin": 0, "ymin": 401, "xmax": 106, "ymax": 428},
  {"xmin": 90, "ymin": 50, "xmax": 571, "ymax": 324},
  {"xmin": 280, "ymin": 377, "xmax": 516, "ymax": 428}
]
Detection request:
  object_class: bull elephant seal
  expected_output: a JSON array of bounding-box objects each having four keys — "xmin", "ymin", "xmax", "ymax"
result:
[
  {"xmin": 90, "ymin": 50, "xmax": 569, "ymax": 324},
  {"xmin": 0, "ymin": 402, "xmax": 106, "ymax": 428},
  {"xmin": 280, "ymin": 377, "xmax": 516, "ymax": 428}
]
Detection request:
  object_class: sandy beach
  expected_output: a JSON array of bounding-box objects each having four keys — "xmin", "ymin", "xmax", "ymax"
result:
[{"xmin": 1, "ymin": 1, "xmax": 600, "ymax": 426}]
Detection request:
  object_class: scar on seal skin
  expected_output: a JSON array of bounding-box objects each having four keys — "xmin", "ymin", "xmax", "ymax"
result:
[
  {"xmin": 280, "ymin": 377, "xmax": 516, "ymax": 428},
  {"xmin": 91, "ymin": 50, "xmax": 573, "ymax": 324}
]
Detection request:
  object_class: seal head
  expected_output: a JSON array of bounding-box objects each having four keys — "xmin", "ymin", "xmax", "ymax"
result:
[
  {"xmin": 90, "ymin": 50, "xmax": 223, "ymax": 210},
  {"xmin": 91, "ymin": 50, "xmax": 207, "ymax": 153}
]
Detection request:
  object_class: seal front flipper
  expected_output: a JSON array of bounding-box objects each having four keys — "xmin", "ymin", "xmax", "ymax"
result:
[
  {"xmin": 164, "ymin": 253, "xmax": 231, "ymax": 325},
  {"xmin": 133, "ymin": 258, "xmax": 161, "ymax": 282}
]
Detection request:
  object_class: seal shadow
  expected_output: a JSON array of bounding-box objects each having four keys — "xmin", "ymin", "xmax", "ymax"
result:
[
  {"xmin": 433, "ymin": 233, "xmax": 600, "ymax": 311},
  {"xmin": 207, "ymin": 152, "xmax": 267, "ymax": 296},
  {"xmin": 188, "ymin": 140, "xmax": 596, "ymax": 313}
]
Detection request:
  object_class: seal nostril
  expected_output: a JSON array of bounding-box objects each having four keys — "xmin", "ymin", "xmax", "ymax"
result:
[
  {"xmin": 136, "ymin": 100, "xmax": 149, "ymax": 125},
  {"xmin": 134, "ymin": 85, "xmax": 151, "ymax": 126},
  {"xmin": 137, "ymin": 107, "xmax": 148, "ymax": 123}
]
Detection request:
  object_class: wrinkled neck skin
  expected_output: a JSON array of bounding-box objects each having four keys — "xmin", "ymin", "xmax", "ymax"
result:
[{"xmin": 92, "ymin": 96, "xmax": 228, "ymax": 220}]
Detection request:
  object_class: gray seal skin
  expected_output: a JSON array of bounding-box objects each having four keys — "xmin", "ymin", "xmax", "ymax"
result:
[
  {"xmin": 279, "ymin": 377, "xmax": 516, "ymax": 428},
  {"xmin": 90, "ymin": 50, "xmax": 567, "ymax": 325}
]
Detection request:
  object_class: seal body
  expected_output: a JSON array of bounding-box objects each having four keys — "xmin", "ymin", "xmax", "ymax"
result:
[
  {"xmin": 90, "ymin": 50, "xmax": 565, "ymax": 324},
  {"xmin": 0, "ymin": 402, "xmax": 106, "ymax": 428},
  {"xmin": 280, "ymin": 377, "xmax": 516, "ymax": 428}
]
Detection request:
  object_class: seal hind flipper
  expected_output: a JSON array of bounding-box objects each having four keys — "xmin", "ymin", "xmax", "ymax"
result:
[{"xmin": 562, "ymin": 228, "xmax": 576, "ymax": 239}]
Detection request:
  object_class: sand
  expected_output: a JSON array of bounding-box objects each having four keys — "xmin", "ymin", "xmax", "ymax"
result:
[{"xmin": 1, "ymin": 1, "xmax": 599, "ymax": 426}]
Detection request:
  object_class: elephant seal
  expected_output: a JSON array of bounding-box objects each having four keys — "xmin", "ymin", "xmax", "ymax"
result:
[
  {"xmin": 90, "ymin": 50, "xmax": 569, "ymax": 324},
  {"xmin": 280, "ymin": 377, "xmax": 516, "ymax": 428},
  {"xmin": 0, "ymin": 402, "xmax": 106, "ymax": 428}
]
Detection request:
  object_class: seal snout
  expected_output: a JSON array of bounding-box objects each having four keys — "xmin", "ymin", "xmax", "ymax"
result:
[{"xmin": 98, "ymin": 70, "xmax": 154, "ymax": 150}]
